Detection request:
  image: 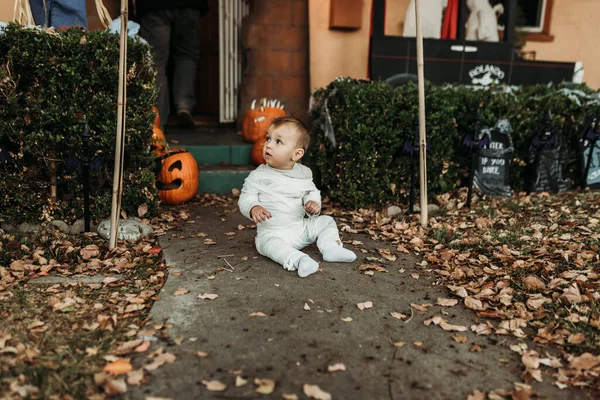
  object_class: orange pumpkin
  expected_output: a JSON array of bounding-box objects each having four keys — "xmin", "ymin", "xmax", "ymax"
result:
[
  {"xmin": 156, "ymin": 149, "xmax": 199, "ymax": 205},
  {"xmin": 251, "ymin": 137, "xmax": 267, "ymax": 165},
  {"xmin": 241, "ymin": 99, "xmax": 287, "ymax": 143},
  {"xmin": 153, "ymin": 106, "xmax": 161, "ymax": 129},
  {"xmin": 150, "ymin": 126, "xmax": 167, "ymax": 156}
]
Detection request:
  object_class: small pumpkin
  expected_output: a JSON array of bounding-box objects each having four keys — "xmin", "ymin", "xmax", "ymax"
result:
[
  {"xmin": 156, "ymin": 148, "xmax": 199, "ymax": 205},
  {"xmin": 153, "ymin": 106, "xmax": 161, "ymax": 129},
  {"xmin": 251, "ymin": 137, "xmax": 267, "ymax": 165},
  {"xmin": 241, "ymin": 99, "xmax": 286, "ymax": 143},
  {"xmin": 150, "ymin": 126, "xmax": 167, "ymax": 156}
]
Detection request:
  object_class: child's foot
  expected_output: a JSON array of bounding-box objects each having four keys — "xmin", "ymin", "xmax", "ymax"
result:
[
  {"xmin": 322, "ymin": 245, "xmax": 356, "ymax": 262},
  {"xmin": 297, "ymin": 256, "xmax": 319, "ymax": 278}
]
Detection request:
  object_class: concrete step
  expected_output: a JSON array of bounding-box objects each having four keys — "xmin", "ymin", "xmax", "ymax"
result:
[
  {"xmin": 198, "ymin": 164, "xmax": 253, "ymax": 194},
  {"xmin": 162, "ymin": 126, "xmax": 255, "ymax": 194},
  {"xmin": 164, "ymin": 126, "xmax": 253, "ymax": 166}
]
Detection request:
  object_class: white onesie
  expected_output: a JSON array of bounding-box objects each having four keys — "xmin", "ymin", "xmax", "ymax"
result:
[{"xmin": 238, "ymin": 163, "xmax": 344, "ymax": 271}]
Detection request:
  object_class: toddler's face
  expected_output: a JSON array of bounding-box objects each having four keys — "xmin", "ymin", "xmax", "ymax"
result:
[{"xmin": 263, "ymin": 124, "xmax": 303, "ymax": 170}]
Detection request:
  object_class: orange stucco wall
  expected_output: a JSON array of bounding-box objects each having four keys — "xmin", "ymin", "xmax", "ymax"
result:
[
  {"xmin": 1, "ymin": 0, "xmax": 16, "ymax": 21},
  {"xmin": 309, "ymin": 0, "xmax": 408, "ymax": 91},
  {"xmin": 523, "ymin": 0, "xmax": 600, "ymax": 89},
  {"xmin": 310, "ymin": 0, "xmax": 599, "ymax": 91}
]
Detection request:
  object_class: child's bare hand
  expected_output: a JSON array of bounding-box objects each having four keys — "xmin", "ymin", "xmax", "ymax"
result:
[
  {"xmin": 304, "ymin": 201, "xmax": 321, "ymax": 215},
  {"xmin": 250, "ymin": 205, "xmax": 272, "ymax": 223}
]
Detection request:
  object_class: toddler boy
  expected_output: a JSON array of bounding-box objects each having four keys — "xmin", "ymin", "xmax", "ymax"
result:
[{"xmin": 238, "ymin": 116, "xmax": 356, "ymax": 277}]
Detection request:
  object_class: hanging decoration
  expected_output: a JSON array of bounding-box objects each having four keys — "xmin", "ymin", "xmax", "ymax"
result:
[
  {"xmin": 525, "ymin": 111, "xmax": 570, "ymax": 194},
  {"xmin": 580, "ymin": 115, "xmax": 600, "ymax": 190}
]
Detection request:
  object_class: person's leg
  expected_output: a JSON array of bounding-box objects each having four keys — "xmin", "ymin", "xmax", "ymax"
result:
[
  {"xmin": 50, "ymin": 0, "xmax": 87, "ymax": 28},
  {"xmin": 305, "ymin": 216, "xmax": 356, "ymax": 262},
  {"xmin": 29, "ymin": 0, "xmax": 49, "ymax": 26},
  {"xmin": 138, "ymin": 11, "xmax": 173, "ymax": 131},
  {"xmin": 256, "ymin": 234, "xmax": 319, "ymax": 278},
  {"xmin": 172, "ymin": 8, "xmax": 201, "ymax": 127}
]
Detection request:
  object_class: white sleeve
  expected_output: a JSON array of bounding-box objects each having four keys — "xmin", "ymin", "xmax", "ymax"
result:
[
  {"xmin": 301, "ymin": 169, "xmax": 321, "ymax": 206},
  {"xmin": 238, "ymin": 173, "xmax": 262, "ymax": 220}
]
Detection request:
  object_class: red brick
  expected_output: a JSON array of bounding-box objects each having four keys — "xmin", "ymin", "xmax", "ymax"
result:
[
  {"xmin": 290, "ymin": 51, "xmax": 308, "ymax": 77},
  {"xmin": 247, "ymin": 50, "xmax": 293, "ymax": 76},
  {"xmin": 283, "ymin": 101, "xmax": 309, "ymax": 123},
  {"xmin": 273, "ymin": 76, "xmax": 307, "ymax": 100},
  {"xmin": 240, "ymin": 75, "xmax": 274, "ymax": 105},
  {"xmin": 251, "ymin": 0, "xmax": 293, "ymax": 26},
  {"xmin": 273, "ymin": 26, "xmax": 308, "ymax": 52},
  {"xmin": 292, "ymin": 0, "xmax": 308, "ymax": 27},
  {"xmin": 243, "ymin": 23, "xmax": 276, "ymax": 48}
]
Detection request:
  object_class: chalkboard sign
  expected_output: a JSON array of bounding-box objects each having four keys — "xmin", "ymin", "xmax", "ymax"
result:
[
  {"xmin": 583, "ymin": 143, "xmax": 600, "ymax": 189},
  {"xmin": 526, "ymin": 127, "xmax": 570, "ymax": 194},
  {"xmin": 473, "ymin": 119, "xmax": 513, "ymax": 197}
]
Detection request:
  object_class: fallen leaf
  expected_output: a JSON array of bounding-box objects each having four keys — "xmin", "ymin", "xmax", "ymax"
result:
[
  {"xmin": 522, "ymin": 275, "xmax": 546, "ymax": 291},
  {"xmin": 197, "ymin": 351, "xmax": 209, "ymax": 358},
  {"xmin": 249, "ymin": 312, "xmax": 267, "ymax": 317},
  {"xmin": 567, "ymin": 333, "xmax": 586, "ymax": 344},
  {"xmin": 134, "ymin": 341, "xmax": 150, "ymax": 353},
  {"xmin": 282, "ymin": 394, "xmax": 299, "ymax": 400},
  {"xmin": 202, "ymin": 380, "xmax": 227, "ymax": 392},
  {"xmin": 137, "ymin": 204, "xmax": 148, "ymax": 217},
  {"xmin": 340, "ymin": 317, "xmax": 352, "ymax": 322},
  {"xmin": 464, "ymin": 297, "xmax": 484, "ymax": 310},
  {"xmin": 173, "ymin": 288, "xmax": 189, "ymax": 296},
  {"xmin": 304, "ymin": 303, "xmax": 311, "ymax": 311},
  {"xmin": 203, "ymin": 239, "xmax": 217, "ymax": 245},
  {"xmin": 327, "ymin": 363, "xmax": 346, "ymax": 372},
  {"xmin": 393, "ymin": 341, "xmax": 406, "ymax": 348},
  {"xmin": 390, "ymin": 312, "xmax": 407, "ymax": 320},
  {"xmin": 235, "ymin": 376, "xmax": 247, "ymax": 387},
  {"xmin": 470, "ymin": 344, "xmax": 482, "ymax": 352},
  {"xmin": 254, "ymin": 378, "xmax": 275, "ymax": 394},
  {"xmin": 436, "ymin": 298, "xmax": 459, "ymax": 307},
  {"xmin": 411, "ymin": 273, "xmax": 420, "ymax": 279},
  {"xmin": 197, "ymin": 293, "xmax": 219, "ymax": 300},
  {"xmin": 303, "ymin": 384, "xmax": 332, "ymax": 400},
  {"xmin": 357, "ymin": 301, "xmax": 373, "ymax": 310},
  {"xmin": 410, "ymin": 303, "xmax": 433, "ymax": 312},
  {"xmin": 103, "ymin": 359, "xmax": 133, "ymax": 375},
  {"xmin": 358, "ymin": 264, "xmax": 388, "ymax": 273},
  {"xmin": 452, "ymin": 335, "xmax": 468, "ymax": 343},
  {"xmin": 413, "ymin": 341, "xmax": 423, "ymax": 348},
  {"xmin": 127, "ymin": 369, "xmax": 144, "ymax": 385}
]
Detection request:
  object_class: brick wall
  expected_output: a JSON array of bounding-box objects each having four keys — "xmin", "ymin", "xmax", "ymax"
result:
[{"xmin": 240, "ymin": 0, "xmax": 309, "ymax": 125}]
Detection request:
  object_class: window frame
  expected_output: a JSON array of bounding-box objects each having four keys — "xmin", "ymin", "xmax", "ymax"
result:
[{"xmin": 516, "ymin": 0, "xmax": 555, "ymax": 42}]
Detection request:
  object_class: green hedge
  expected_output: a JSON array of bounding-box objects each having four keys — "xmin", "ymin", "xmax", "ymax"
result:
[
  {"xmin": 308, "ymin": 78, "xmax": 600, "ymax": 208},
  {"xmin": 0, "ymin": 23, "xmax": 159, "ymax": 224}
]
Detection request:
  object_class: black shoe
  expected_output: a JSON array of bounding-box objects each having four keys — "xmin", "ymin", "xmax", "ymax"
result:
[{"xmin": 177, "ymin": 109, "xmax": 195, "ymax": 129}]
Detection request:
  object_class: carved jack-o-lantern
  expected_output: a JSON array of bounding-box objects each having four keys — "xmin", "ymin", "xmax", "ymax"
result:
[
  {"xmin": 241, "ymin": 99, "xmax": 286, "ymax": 143},
  {"xmin": 251, "ymin": 137, "xmax": 266, "ymax": 166},
  {"xmin": 156, "ymin": 149, "xmax": 199, "ymax": 205}
]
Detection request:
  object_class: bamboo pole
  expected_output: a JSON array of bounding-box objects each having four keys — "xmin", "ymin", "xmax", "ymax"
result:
[
  {"xmin": 109, "ymin": 0, "xmax": 128, "ymax": 249},
  {"xmin": 414, "ymin": 0, "xmax": 428, "ymax": 227}
]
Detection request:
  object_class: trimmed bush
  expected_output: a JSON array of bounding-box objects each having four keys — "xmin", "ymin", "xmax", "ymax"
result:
[
  {"xmin": 308, "ymin": 78, "xmax": 600, "ymax": 208},
  {"xmin": 0, "ymin": 23, "xmax": 158, "ymax": 224}
]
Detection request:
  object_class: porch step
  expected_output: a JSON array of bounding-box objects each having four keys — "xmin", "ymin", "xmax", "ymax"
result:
[
  {"xmin": 162, "ymin": 126, "xmax": 255, "ymax": 194},
  {"xmin": 165, "ymin": 127, "xmax": 253, "ymax": 166},
  {"xmin": 198, "ymin": 164, "xmax": 254, "ymax": 194}
]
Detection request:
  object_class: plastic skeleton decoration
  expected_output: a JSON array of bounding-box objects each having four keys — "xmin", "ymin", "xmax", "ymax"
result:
[{"xmin": 466, "ymin": 0, "xmax": 504, "ymax": 42}]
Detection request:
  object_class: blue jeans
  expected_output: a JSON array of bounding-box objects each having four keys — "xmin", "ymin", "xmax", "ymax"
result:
[
  {"xmin": 30, "ymin": 0, "xmax": 88, "ymax": 29},
  {"xmin": 138, "ymin": 9, "xmax": 201, "ymax": 129}
]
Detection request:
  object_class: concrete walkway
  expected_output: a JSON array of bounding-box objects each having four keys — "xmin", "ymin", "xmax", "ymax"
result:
[{"xmin": 125, "ymin": 202, "xmax": 590, "ymax": 400}]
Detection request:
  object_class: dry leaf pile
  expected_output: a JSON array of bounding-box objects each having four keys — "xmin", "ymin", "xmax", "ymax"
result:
[
  {"xmin": 0, "ymin": 194, "xmax": 236, "ymax": 398},
  {"xmin": 326, "ymin": 190, "xmax": 600, "ymax": 390}
]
